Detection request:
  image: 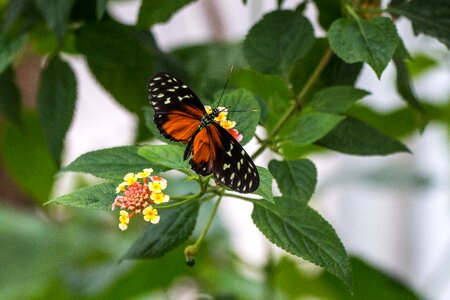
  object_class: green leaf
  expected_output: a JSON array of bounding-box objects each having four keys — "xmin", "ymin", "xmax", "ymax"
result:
[
  {"xmin": 279, "ymin": 111, "xmax": 345, "ymax": 147},
  {"xmin": 34, "ymin": 0, "xmax": 75, "ymax": 42},
  {"xmin": 252, "ymin": 198, "xmax": 352, "ymax": 288},
  {"xmin": 46, "ymin": 182, "xmax": 116, "ymax": 210},
  {"xmin": 243, "ymin": 10, "xmax": 315, "ymax": 75},
  {"xmin": 143, "ymin": 106, "xmax": 166, "ymax": 142},
  {"xmin": 252, "ymin": 167, "xmax": 274, "ymax": 203},
  {"xmin": 307, "ymin": 86, "xmax": 369, "ymax": 114},
  {"xmin": 390, "ymin": 0, "xmax": 450, "ymax": 49},
  {"xmin": 138, "ymin": 144, "xmax": 189, "ymax": 172},
  {"xmin": 316, "ymin": 117, "xmax": 411, "ymax": 155},
  {"xmin": 0, "ymin": 32, "xmax": 28, "ymax": 75},
  {"xmin": 313, "ymin": 0, "xmax": 342, "ymax": 29},
  {"xmin": 37, "ymin": 56, "xmax": 77, "ymax": 164},
  {"xmin": 63, "ymin": 146, "xmax": 165, "ymax": 181},
  {"xmin": 137, "ymin": 0, "xmax": 196, "ymax": 28},
  {"xmin": 405, "ymin": 53, "xmax": 438, "ymax": 77},
  {"xmin": 0, "ymin": 68, "xmax": 21, "ymax": 126},
  {"xmin": 0, "ymin": 111, "xmax": 57, "ymax": 203},
  {"xmin": 328, "ymin": 17, "xmax": 400, "ymax": 77},
  {"xmin": 268, "ymin": 159, "xmax": 317, "ymax": 202},
  {"xmin": 76, "ymin": 21, "xmax": 153, "ymax": 113},
  {"xmin": 213, "ymin": 89, "xmax": 260, "ymax": 146},
  {"xmin": 96, "ymin": 0, "xmax": 108, "ymax": 20},
  {"xmin": 123, "ymin": 201, "xmax": 199, "ymax": 259}
]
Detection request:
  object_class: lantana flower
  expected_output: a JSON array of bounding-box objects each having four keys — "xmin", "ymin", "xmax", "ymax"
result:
[
  {"xmin": 112, "ymin": 168, "xmax": 169, "ymax": 231},
  {"xmin": 204, "ymin": 105, "xmax": 243, "ymax": 142}
]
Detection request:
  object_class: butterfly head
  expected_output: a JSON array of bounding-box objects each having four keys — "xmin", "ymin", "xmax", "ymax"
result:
[{"xmin": 210, "ymin": 108, "xmax": 220, "ymax": 118}]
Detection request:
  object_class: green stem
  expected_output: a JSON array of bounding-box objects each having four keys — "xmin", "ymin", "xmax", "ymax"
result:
[
  {"xmin": 157, "ymin": 197, "xmax": 196, "ymax": 209},
  {"xmin": 223, "ymin": 193, "xmax": 258, "ymax": 203},
  {"xmin": 194, "ymin": 195, "xmax": 222, "ymax": 248},
  {"xmin": 251, "ymin": 48, "xmax": 334, "ymax": 160}
]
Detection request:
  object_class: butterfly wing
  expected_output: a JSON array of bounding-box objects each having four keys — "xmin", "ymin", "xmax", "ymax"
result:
[
  {"xmin": 148, "ymin": 72, "xmax": 205, "ymax": 142},
  {"xmin": 186, "ymin": 122, "xmax": 260, "ymax": 193}
]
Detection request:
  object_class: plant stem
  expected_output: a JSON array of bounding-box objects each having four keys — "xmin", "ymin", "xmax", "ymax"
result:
[
  {"xmin": 223, "ymin": 193, "xmax": 258, "ymax": 203},
  {"xmin": 157, "ymin": 197, "xmax": 196, "ymax": 209},
  {"xmin": 194, "ymin": 195, "xmax": 223, "ymax": 248},
  {"xmin": 251, "ymin": 48, "xmax": 334, "ymax": 160}
]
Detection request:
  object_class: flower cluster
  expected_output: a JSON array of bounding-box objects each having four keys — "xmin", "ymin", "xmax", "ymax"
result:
[
  {"xmin": 112, "ymin": 168, "xmax": 169, "ymax": 231},
  {"xmin": 205, "ymin": 105, "xmax": 243, "ymax": 142}
]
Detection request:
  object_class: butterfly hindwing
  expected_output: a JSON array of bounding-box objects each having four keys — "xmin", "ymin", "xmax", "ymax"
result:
[{"xmin": 148, "ymin": 73, "xmax": 205, "ymax": 142}]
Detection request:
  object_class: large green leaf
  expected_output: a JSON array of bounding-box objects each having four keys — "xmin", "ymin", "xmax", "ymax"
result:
[
  {"xmin": 316, "ymin": 117, "xmax": 410, "ymax": 155},
  {"xmin": 76, "ymin": 21, "xmax": 153, "ymax": 114},
  {"xmin": 63, "ymin": 146, "xmax": 165, "ymax": 181},
  {"xmin": 390, "ymin": 0, "xmax": 450, "ymax": 49},
  {"xmin": 279, "ymin": 111, "xmax": 345, "ymax": 148},
  {"xmin": 0, "ymin": 33, "xmax": 28, "ymax": 75},
  {"xmin": 37, "ymin": 56, "xmax": 77, "ymax": 164},
  {"xmin": 137, "ymin": 0, "xmax": 196, "ymax": 28},
  {"xmin": 138, "ymin": 144, "xmax": 189, "ymax": 172},
  {"xmin": 0, "ymin": 68, "xmax": 21, "ymax": 126},
  {"xmin": 243, "ymin": 10, "xmax": 315, "ymax": 75},
  {"xmin": 34, "ymin": 0, "xmax": 75, "ymax": 42},
  {"xmin": 213, "ymin": 89, "xmax": 260, "ymax": 146},
  {"xmin": 307, "ymin": 86, "xmax": 369, "ymax": 113},
  {"xmin": 0, "ymin": 111, "xmax": 57, "ymax": 203},
  {"xmin": 252, "ymin": 198, "xmax": 352, "ymax": 288},
  {"xmin": 96, "ymin": 0, "xmax": 108, "ymax": 20},
  {"xmin": 268, "ymin": 159, "xmax": 317, "ymax": 202},
  {"xmin": 123, "ymin": 201, "xmax": 199, "ymax": 259},
  {"xmin": 328, "ymin": 17, "xmax": 400, "ymax": 77},
  {"xmin": 46, "ymin": 182, "xmax": 116, "ymax": 210}
]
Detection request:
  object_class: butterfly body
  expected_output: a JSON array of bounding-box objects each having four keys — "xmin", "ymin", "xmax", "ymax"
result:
[{"xmin": 148, "ymin": 72, "xmax": 259, "ymax": 193}]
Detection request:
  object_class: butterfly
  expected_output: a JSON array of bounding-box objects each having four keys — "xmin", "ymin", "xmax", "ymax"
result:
[{"xmin": 147, "ymin": 72, "xmax": 259, "ymax": 193}]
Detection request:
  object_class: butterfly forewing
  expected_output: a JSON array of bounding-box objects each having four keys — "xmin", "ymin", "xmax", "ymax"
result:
[{"xmin": 148, "ymin": 73, "xmax": 205, "ymax": 142}]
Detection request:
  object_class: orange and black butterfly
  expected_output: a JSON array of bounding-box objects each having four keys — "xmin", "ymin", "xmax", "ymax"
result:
[{"xmin": 148, "ymin": 72, "xmax": 259, "ymax": 193}]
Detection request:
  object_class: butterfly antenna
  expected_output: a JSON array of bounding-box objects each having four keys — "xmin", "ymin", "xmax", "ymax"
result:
[{"xmin": 217, "ymin": 65, "xmax": 234, "ymax": 108}]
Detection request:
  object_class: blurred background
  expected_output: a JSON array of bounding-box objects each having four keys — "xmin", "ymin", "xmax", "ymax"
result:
[{"xmin": 1, "ymin": 0, "xmax": 450, "ymax": 299}]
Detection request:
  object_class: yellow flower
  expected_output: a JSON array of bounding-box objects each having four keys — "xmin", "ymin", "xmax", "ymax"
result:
[
  {"xmin": 137, "ymin": 168, "xmax": 153, "ymax": 179},
  {"xmin": 214, "ymin": 107, "xmax": 228, "ymax": 122},
  {"xmin": 204, "ymin": 105, "xmax": 212, "ymax": 115},
  {"xmin": 124, "ymin": 173, "xmax": 137, "ymax": 185},
  {"xmin": 151, "ymin": 192, "xmax": 170, "ymax": 204},
  {"xmin": 118, "ymin": 210, "xmax": 130, "ymax": 231},
  {"xmin": 143, "ymin": 206, "xmax": 160, "ymax": 224},
  {"xmin": 149, "ymin": 176, "xmax": 167, "ymax": 193},
  {"xmin": 115, "ymin": 182, "xmax": 127, "ymax": 193},
  {"xmin": 220, "ymin": 119, "xmax": 236, "ymax": 129}
]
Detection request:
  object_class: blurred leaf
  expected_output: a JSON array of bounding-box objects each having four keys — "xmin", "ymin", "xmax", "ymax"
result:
[
  {"xmin": 124, "ymin": 201, "xmax": 199, "ymax": 259},
  {"xmin": 213, "ymin": 88, "xmax": 260, "ymax": 145},
  {"xmin": 274, "ymin": 256, "xmax": 420, "ymax": 299},
  {"xmin": 279, "ymin": 111, "xmax": 345, "ymax": 148},
  {"xmin": 316, "ymin": 117, "xmax": 411, "ymax": 155},
  {"xmin": 172, "ymin": 42, "xmax": 246, "ymax": 99},
  {"xmin": 137, "ymin": 0, "xmax": 196, "ymax": 28},
  {"xmin": 96, "ymin": 0, "xmax": 108, "ymax": 20},
  {"xmin": 313, "ymin": 0, "xmax": 342, "ymax": 29},
  {"xmin": 393, "ymin": 49, "xmax": 425, "ymax": 113},
  {"xmin": 307, "ymin": 86, "xmax": 369, "ymax": 113},
  {"xmin": 0, "ymin": 67, "xmax": 21, "ymax": 126},
  {"xmin": 252, "ymin": 198, "xmax": 352, "ymax": 288},
  {"xmin": 328, "ymin": 17, "xmax": 399, "ymax": 77},
  {"xmin": 390, "ymin": 0, "xmax": 450, "ymax": 49},
  {"xmin": 244, "ymin": 10, "xmax": 315, "ymax": 76},
  {"xmin": 1, "ymin": 0, "xmax": 35, "ymax": 33},
  {"xmin": 232, "ymin": 68, "xmax": 292, "ymax": 102},
  {"xmin": 76, "ymin": 21, "xmax": 153, "ymax": 114},
  {"xmin": 64, "ymin": 146, "xmax": 165, "ymax": 181},
  {"xmin": 0, "ymin": 32, "xmax": 28, "ymax": 75},
  {"xmin": 35, "ymin": 0, "xmax": 75, "ymax": 42},
  {"xmin": 143, "ymin": 106, "xmax": 168, "ymax": 143},
  {"xmin": 252, "ymin": 166, "xmax": 274, "ymax": 203},
  {"xmin": 0, "ymin": 111, "xmax": 57, "ymax": 203},
  {"xmin": 37, "ymin": 56, "xmax": 77, "ymax": 164},
  {"xmin": 47, "ymin": 182, "xmax": 116, "ymax": 210},
  {"xmin": 405, "ymin": 53, "xmax": 438, "ymax": 77},
  {"xmin": 138, "ymin": 144, "xmax": 190, "ymax": 172},
  {"xmin": 268, "ymin": 159, "xmax": 317, "ymax": 202}
]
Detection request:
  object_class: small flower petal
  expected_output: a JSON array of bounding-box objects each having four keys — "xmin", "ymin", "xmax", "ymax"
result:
[
  {"xmin": 119, "ymin": 223, "xmax": 128, "ymax": 231},
  {"xmin": 124, "ymin": 173, "xmax": 137, "ymax": 185},
  {"xmin": 116, "ymin": 182, "xmax": 127, "ymax": 193}
]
